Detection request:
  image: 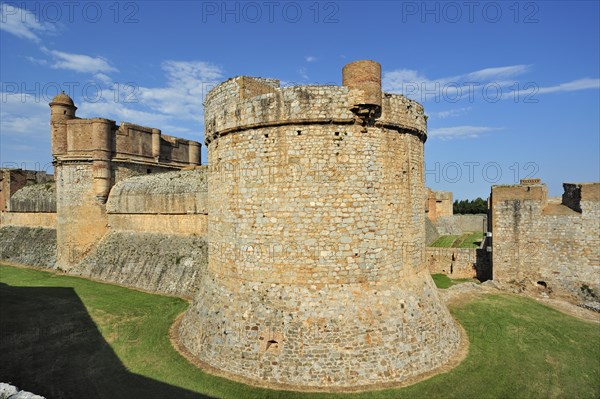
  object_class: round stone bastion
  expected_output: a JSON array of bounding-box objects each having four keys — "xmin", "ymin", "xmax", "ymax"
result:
[{"xmin": 179, "ymin": 60, "xmax": 461, "ymax": 389}]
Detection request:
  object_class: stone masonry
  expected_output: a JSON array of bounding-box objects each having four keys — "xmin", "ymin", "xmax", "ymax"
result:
[
  {"xmin": 491, "ymin": 181, "xmax": 600, "ymax": 298},
  {"xmin": 0, "ymin": 59, "xmax": 598, "ymax": 391},
  {"xmin": 178, "ymin": 60, "xmax": 461, "ymax": 388},
  {"xmin": 426, "ymin": 188, "xmax": 452, "ymax": 222},
  {"xmin": 49, "ymin": 92, "xmax": 202, "ymax": 270}
]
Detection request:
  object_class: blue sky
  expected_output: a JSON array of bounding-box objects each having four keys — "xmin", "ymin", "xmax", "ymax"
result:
[{"xmin": 1, "ymin": 0, "xmax": 598, "ymax": 199}]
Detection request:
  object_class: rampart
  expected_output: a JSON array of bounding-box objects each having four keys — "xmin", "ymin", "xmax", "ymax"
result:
[
  {"xmin": 491, "ymin": 181, "xmax": 600, "ymax": 297},
  {"xmin": 0, "ymin": 169, "xmax": 53, "ymax": 213},
  {"xmin": 0, "ymin": 93, "xmax": 207, "ymax": 296},
  {"xmin": 48, "ymin": 92, "xmax": 202, "ymax": 271}
]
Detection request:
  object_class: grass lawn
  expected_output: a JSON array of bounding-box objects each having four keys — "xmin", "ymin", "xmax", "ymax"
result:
[
  {"xmin": 431, "ymin": 273, "xmax": 479, "ymax": 289},
  {"xmin": 1, "ymin": 264, "xmax": 599, "ymax": 399},
  {"xmin": 430, "ymin": 232, "xmax": 484, "ymax": 249}
]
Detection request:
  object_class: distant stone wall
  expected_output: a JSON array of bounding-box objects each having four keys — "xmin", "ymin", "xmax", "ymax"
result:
[
  {"xmin": 73, "ymin": 232, "xmax": 207, "ymax": 297},
  {"xmin": 9, "ymin": 183, "xmax": 56, "ymax": 213},
  {"xmin": 426, "ymin": 189, "xmax": 452, "ymax": 222},
  {"xmin": 426, "ymin": 247, "xmax": 477, "ymax": 278},
  {"xmin": 106, "ymin": 168, "xmax": 207, "ymax": 214},
  {"xmin": 425, "ymin": 216, "xmax": 439, "ymax": 245},
  {"xmin": 434, "ymin": 216, "xmax": 463, "ymax": 235},
  {"xmin": 0, "ymin": 226, "xmax": 56, "ymax": 268},
  {"xmin": 431, "ymin": 214, "xmax": 487, "ymax": 237},
  {"xmin": 0, "ymin": 169, "xmax": 53, "ymax": 212},
  {"xmin": 491, "ymin": 182, "xmax": 600, "ymax": 298},
  {"xmin": 451, "ymin": 214, "xmax": 487, "ymax": 233}
]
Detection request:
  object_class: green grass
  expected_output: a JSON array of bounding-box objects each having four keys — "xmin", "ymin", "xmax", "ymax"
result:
[
  {"xmin": 431, "ymin": 273, "xmax": 478, "ymax": 289},
  {"xmin": 430, "ymin": 232, "xmax": 484, "ymax": 248},
  {"xmin": 1, "ymin": 264, "xmax": 599, "ymax": 399},
  {"xmin": 430, "ymin": 235, "xmax": 460, "ymax": 247}
]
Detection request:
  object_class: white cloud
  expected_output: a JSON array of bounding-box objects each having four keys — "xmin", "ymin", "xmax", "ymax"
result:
[
  {"xmin": 428, "ymin": 125, "xmax": 502, "ymax": 140},
  {"xmin": 77, "ymin": 60, "xmax": 224, "ymax": 139},
  {"xmin": 0, "ymin": 3, "xmax": 55, "ymax": 42},
  {"xmin": 383, "ymin": 65, "xmax": 599, "ymax": 103},
  {"xmin": 94, "ymin": 73, "xmax": 113, "ymax": 85},
  {"xmin": 0, "ymin": 92, "xmax": 49, "ymax": 140},
  {"xmin": 25, "ymin": 56, "xmax": 48, "ymax": 66},
  {"xmin": 305, "ymin": 56, "xmax": 317, "ymax": 62},
  {"xmin": 463, "ymin": 65, "xmax": 531, "ymax": 81},
  {"xmin": 298, "ymin": 67, "xmax": 309, "ymax": 81},
  {"xmin": 383, "ymin": 65, "xmax": 531, "ymax": 101},
  {"xmin": 42, "ymin": 47, "xmax": 118, "ymax": 74},
  {"xmin": 2, "ymin": 60, "xmax": 223, "ymax": 146},
  {"xmin": 536, "ymin": 78, "xmax": 600, "ymax": 94},
  {"xmin": 430, "ymin": 107, "xmax": 472, "ymax": 119},
  {"xmin": 136, "ymin": 60, "xmax": 223, "ymax": 123}
]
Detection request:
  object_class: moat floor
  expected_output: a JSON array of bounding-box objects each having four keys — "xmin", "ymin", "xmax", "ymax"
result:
[{"xmin": 1, "ymin": 264, "xmax": 599, "ymax": 399}]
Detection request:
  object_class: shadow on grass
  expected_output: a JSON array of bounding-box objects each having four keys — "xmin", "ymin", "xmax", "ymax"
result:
[{"xmin": 0, "ymin": 282, "xmax": 214, "ymax": 399}]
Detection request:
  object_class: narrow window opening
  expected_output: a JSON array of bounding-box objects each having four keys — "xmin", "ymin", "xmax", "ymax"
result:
[
  {"xmin": 297, "ymin": 130, "xmax": 302, "ymax": 135},
  {"xmin": 266, "ymin": 339, "xmax": 278, "ymax": 351}
]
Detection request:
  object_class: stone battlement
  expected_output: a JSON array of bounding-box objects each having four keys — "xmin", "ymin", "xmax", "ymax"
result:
[
  {"xmin": 59, "ymin": 118, "xmax": 200, "ymax": 167},
  {"xmin": 204, "ymin": 72, "xmax": 426, "ymax": 145}
]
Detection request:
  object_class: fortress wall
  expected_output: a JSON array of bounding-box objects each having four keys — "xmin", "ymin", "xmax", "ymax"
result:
[
  {"xmin": 105, "ymin": 168, "xmax": 208, "ymax": 236},
  {"xmin": 64, "ymin": 119, "xmax": 200, "ymax": 167},
  {"xmin": 55, "ymin": 163, "xmax": 109, "ymax": 270},
  {"xmin": 1, "ymin": 212, "xmax": 56, "ymax": 228},
  {"xmin": 203, "ymin": 124, "xmax": 430, "ymax": 286},
  {"xmin": 491, "ymin": 183, "xmax": 600, "ymax": 297},
  {"xmin": 106, "ymin": 168, "xmax": 207, "ymax": 214},
  {"xmin": 379, "ymin": 93, "xmax": 427, "ymax": 134},
  {"xmin": 451, "ymin": 214, "xmax": 487, "ymax": 233},
  {"xmin": 0, "ymin": 226, "xmax": 56, "ymax": 268},
  {"xmin": 425, "ymin": 216, "xmax": 440, "ymax": 245},
  {"xmin": 115, "ymin": 123, "xmax": 200, "ymax": 166},
  {"xmin": 426, "ymin": 247, "xmax": 477, "ymax": 278},
  {"xmin": 61, "ymin": 168, "xmax": 210, "ymax": 296},
  {"xmin": 72, "ymin": 232, "xmax": 207, "ymax": 297},
  {"xmin": 9, "ymin": 183, "xmax": 56, "ymax": 213},
  {"xmin": 1, "ymin": 169, "xmax": 54, "ymax": 212},
  {"xmin": 108, "ymin": 214, "xmax": 207, "ymax": 236}
]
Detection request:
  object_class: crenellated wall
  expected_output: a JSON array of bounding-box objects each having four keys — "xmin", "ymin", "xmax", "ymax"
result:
[
  {"xmin": 491, "ymin": 182, "xmax": 600, "ymax": 298},
  {"xmin": 48, "ymin": 93, "xmax": 203, "ymax": 270}
]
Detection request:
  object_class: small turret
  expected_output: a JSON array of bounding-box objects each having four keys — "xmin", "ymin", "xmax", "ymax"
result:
[
  {"xmin": 49, "ymin": 91, "xmax": 77, "ymax": 158},
  {"xmin": 342, "ymin": 60, "xmax": 382, "ymax": 126}
]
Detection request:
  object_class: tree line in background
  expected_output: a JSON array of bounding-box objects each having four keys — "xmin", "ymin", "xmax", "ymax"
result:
[{"xmin": 453, "ymin": 198, "xmax": 487, "ymax": 214}]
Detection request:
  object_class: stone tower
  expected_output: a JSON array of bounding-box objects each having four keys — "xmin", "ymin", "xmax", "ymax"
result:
[
  {"xmin": 50, "ymin": 91, "xmax": 77, "ymax": 158},
  {"xmin": 179, "ymin": 61, "xmax": 460, "ymax": 388},
  {"xmin": 50, "ymin": 93, "xmax": 202, "ymax": 271}
]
